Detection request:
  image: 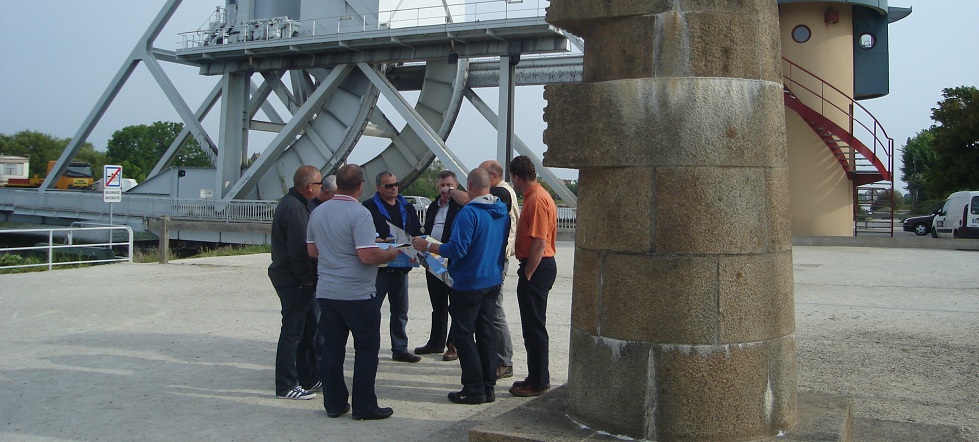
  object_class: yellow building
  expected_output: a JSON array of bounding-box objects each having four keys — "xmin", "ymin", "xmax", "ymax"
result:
[{"xmin": 778, "ymin": 1, "xmax": 911, "ymax": 236}]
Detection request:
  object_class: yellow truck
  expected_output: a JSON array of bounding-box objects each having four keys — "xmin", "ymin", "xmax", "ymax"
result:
[{"xmin": 3, "ymin": 160, "xmax": 95, "ymax": 190}]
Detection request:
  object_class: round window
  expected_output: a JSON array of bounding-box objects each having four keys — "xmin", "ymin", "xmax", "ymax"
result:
[
  {"xmin": 792, "ymin": 25, "xmax": 811, "ymax": 43},
  {"xmin": 858, "ymin": 33, "xmax": 876, "ymax": 49}
]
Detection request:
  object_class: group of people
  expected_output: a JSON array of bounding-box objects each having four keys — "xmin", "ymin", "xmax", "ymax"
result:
[{"xmin": 267, "ymin": 156, "xmax": 558, "ymax": 420}]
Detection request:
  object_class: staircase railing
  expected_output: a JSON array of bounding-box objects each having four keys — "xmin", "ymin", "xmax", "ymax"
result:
[{"xmin": 781, "ymin": 57, "xmax": 894, "ymax": 181}]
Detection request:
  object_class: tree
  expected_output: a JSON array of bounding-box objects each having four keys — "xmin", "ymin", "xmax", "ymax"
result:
[
  {"xmin": 105, "ymin": 121, "xmax": 212, "ymax": 183},
  {"xmin": 899, "ymin": 128, "xmax": 938, "ymax": 206},
  {"xmin": 928, "ymin": 86, "xmax": 979, "ymax": 197},
  {"xmin": 401, "ymin": 159, "xmax": 445, "ymax": 199}
]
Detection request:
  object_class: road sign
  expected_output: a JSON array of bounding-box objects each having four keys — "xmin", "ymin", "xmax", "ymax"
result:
[
  {"xmin": 104, "ymin": 188, "xmax": 122, "ymax": 203},
  {"xmin": 104, "ymin": 165, "xmax": 123, "ymax": 203}
]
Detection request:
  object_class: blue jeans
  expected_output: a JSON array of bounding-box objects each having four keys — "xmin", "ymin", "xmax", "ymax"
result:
[
  {"xmin": 516, "ymin": 257, "xmax": 556, "ymax": 390},
  {"xmin": 424, "ymin": 272, "xmax": 451, "ymax": 349},
  {"xmin": 318, "ymin": 297, "xmax": 382, "ymax": 417},
  {"xmin": 493, "ymin": 287, "xmax": 513, "ymax": 367},
  {"xmin": 375, "ymin": 269, "xmax": 410, "ymax": 355},
  {"xmin": 274, "ymin": 283, "xmax": 319, "ymax": 395},
  {"xmin": 449, "ymin": 285, "xmax": 500, "ymax": 397}
]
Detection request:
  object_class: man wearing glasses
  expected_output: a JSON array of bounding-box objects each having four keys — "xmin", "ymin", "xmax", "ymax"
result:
[
  {"xmin": 269, "ymin": 165, "xmax": 323, "ymax": 400},
  {"xmin": 363, "ymin": 171, "xmax": 424, "ymax": 363}
]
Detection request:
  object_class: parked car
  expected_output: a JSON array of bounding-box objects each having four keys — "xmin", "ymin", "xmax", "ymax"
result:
[
  {"xmin": 901, "ymin": 212, "xmax": 938, "ymax": 236},
  {"xmin": 403, "ymin": 195, "xmax": 432, "ymax": 213}
]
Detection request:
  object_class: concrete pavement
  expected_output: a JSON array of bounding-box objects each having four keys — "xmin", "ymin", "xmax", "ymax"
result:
[{"xmin": 0, "ymin": 242, "xmax": 976, "ymax": 441}]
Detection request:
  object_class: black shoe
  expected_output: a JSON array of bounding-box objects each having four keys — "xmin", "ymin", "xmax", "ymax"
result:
[
  {"xmin": 393, "ymin": 352, "xmax": 422, "ymax": 363},
  {"xmin": 327, "ymin": 403, "xmax": 350, "ymax": 418},
  {"xmin": 484, "ymin": 388, "xmax": 496, "ymax": 403},
  {"xmin": 448, "ymin": 391, "xmax": 485, "ymax": 405},
  {"xmin": 413, "ymin": 345, "xmax": 443, "ymax": 355},
  {"xmin": 352, "ymin": 407, "xmax": 394, "ymax": 420}
]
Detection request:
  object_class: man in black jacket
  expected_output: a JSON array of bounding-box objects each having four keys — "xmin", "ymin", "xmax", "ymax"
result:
[
  {"xmin": 268, "ymin": 165, "xmax": 322, "ymax": 399},
  {"xmin": 413, "ymin": 170, "xmax": 463, "ymax": 361},
  {"xmin": 363, "ymin": 171, "xmax": 423, "ymax": 363}
]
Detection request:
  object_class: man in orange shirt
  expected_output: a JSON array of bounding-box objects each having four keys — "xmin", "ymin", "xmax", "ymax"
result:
[{"xmin": 506, "ymin": 155, "xmax": 558, "ymax": 397}]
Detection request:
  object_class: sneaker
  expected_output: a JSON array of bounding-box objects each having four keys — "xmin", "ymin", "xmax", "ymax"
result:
[
  {"xmin": 447, "ymin": 391, "xmax": 486, "ymax": 405},
  {"xmin": 277, "ymin": 385, "xmax": 316, "ymax": 400},
  {"xmin": 307, "ymin": 381, "xmax": 322, "ymax": 393},
  {"xmin": 496, "ymin": 365, "xmax": 513, "ymax": 379}
]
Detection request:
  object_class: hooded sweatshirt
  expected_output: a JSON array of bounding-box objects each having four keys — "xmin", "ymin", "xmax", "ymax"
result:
[{"xmin": 437, "ymin": 194, "xmax": 509, "ymax": 291}]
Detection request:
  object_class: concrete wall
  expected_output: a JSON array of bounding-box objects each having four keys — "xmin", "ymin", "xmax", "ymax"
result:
[{"xmin": 780, "ymin": 2, "xmax": 857, "ymax": 236}]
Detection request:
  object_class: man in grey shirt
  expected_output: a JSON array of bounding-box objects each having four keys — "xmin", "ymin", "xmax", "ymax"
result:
[{"xmin": 307, "ymin": 164, "xmax": 401, "ymax": 421}]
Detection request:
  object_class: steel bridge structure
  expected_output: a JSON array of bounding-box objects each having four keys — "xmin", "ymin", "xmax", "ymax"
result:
[{"xmin": 1, "ymin": 0, "xmax": 583, "ymax": 244}]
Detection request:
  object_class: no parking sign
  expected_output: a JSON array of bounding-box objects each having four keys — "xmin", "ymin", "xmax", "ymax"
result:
[{"xmin": 103, "ymin": 165, "xmax": 122, "ymax": 203}]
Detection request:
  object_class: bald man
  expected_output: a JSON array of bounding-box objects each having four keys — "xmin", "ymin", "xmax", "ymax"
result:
[{"xmin": 447, "ymin": 160, "xmax": 518, "ymax": 379}]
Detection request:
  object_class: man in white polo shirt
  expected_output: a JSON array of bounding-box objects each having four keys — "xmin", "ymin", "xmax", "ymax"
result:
[{"xmin": 307, "ymin": 164, "xmax": 401, "ymax": 420}]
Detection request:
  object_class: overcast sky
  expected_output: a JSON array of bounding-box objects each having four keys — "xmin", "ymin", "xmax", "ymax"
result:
[{"xmin": 1, "ymin": 1, "xmax": 976, "ymax": 190}]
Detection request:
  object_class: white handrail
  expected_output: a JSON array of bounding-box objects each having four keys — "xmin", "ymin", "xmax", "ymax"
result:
[{"xmin": 0, "ymin": 225, "xmax": 134, "ymax": 271}]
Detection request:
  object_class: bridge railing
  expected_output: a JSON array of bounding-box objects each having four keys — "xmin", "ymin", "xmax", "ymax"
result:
[
  {"xmin": 179, "ymin": 0, "xmax": 550, "ymax": 49},
  {"xmin": 0, "ymin": 225, "xmax": 133, "ymax": 271}
]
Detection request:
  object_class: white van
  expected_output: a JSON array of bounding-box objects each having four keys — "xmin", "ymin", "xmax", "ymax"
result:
[{"xmin": 931, "ymin": 191, "xmax": 979, "ymax": 239}]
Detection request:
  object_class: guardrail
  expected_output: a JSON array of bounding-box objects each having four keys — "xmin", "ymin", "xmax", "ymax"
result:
[
  {"xmin": 179, "ymin": 0, "xmax": 549, "ymax": 49},
  {"xmin": 0, "ymin": 225, "xmax": 133, "ymax": 271}
]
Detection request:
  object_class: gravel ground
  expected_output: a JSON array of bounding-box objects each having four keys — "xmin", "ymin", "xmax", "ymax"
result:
[
  {"xmin": 0, "ymin": 243, "xmax": 976, "ymax": 441},
  {"xmin": 793, "ymin": 247, "xmax": 979, "ymax": 440}
]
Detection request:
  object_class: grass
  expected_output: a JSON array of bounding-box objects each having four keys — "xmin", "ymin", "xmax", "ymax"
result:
[
  {"xmin": 131, "ymin": 243, "xmax": 271, "ymax": 263},
  {"xmin": 0, "ymin": 252, "xmax": 91, "ymax": 274},
  {"xmin": 194, "ymin": 244, "xmax": 271, "ymax": 258}
]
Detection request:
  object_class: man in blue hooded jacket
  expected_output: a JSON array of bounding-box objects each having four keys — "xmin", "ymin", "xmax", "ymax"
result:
[{"xmin": 412, "ymin": 168, "xmax": 508, "ymax": 404}]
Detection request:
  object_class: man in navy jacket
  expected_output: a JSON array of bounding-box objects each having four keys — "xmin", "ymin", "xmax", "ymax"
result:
[
  {"xmin": 414, "ymin": 170, "xmax": 464, "ymax": 361},
  {"xmin": 363, "ymin": 171, "xmax": 423, "ymax": 363}
]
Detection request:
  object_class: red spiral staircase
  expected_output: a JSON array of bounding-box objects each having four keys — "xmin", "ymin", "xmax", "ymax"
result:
[{"xmin": 781, "ymin": 57, "xmax": 895, "ymax": 236}]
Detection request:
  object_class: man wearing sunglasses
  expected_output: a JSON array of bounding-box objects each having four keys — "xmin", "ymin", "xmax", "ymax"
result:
[{"xmin": 363, "ymin": 171, "xmax": 423, "ymax": 363}]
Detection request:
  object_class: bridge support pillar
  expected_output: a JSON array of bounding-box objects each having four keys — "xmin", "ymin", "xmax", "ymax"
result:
[{"xmin": 543, "ymin": 1, "xmax": 797, "ymax": 440}]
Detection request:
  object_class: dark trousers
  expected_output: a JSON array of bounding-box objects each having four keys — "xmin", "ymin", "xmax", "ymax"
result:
[
  {"xmin": 376, "ymin": 269, "xmax": 411, "ymax": 355},
  {"xmin": 424, "ymin": 272, "xmax": 452, "ymax": 350},
  {"xmin": 274, "ymin": 284, "xmax": 319, "ymax": 395},
  {"xmin": 516, "ymin": 257, "xmax": 557, "ymax": 390},
  {"xmin": 449, "ymin": 285, "xmax": 500, "ymax": 397},
  {"xmin": 318, "ymin": 298, "xmax": 381, "ymax": 417}
]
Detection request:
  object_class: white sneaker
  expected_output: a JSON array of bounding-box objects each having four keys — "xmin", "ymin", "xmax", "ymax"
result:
[
  {"xmin": 307, "ymin": 381, "xmax": 322, "ymax": 393},
  {"xmin": 277, "ymin": 386, "xmax": 315, "ymax": 400}
]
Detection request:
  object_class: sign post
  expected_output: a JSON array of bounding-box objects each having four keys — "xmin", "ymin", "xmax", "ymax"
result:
[{"xmin": 104, "ymin": 165, "xmax": 123, "ymax": 225}]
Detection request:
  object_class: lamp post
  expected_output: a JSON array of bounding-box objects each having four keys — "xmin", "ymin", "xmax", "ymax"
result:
[{"xmin": 176, "ymin": 169, "xmax": 186, "ymax": 199}]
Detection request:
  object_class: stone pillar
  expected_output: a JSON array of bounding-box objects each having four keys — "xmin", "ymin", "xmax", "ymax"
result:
[{"xmin": 544, "ymin": 1, "xmax": 797, "ymax": 440}]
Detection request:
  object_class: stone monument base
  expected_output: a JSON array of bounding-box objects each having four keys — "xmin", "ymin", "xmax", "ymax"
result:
[{"xmin": 469, "ymin": 386, "xmax": 966, "ymax": 441}]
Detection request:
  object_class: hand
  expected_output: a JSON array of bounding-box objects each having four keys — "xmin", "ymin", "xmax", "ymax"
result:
[
  {"xmin": 440, "ymin": 186, "xmax": 455, "ymax": 198},
  {"xmin": 411, "ymin": 236, "xmax": 429, "ymax": 251}
]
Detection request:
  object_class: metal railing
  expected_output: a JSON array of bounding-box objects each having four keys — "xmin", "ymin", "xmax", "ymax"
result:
[
  {"xmin": 781, "ymin": 57, "xmax": 894, "ymax": 180},
  {"xmin": 0, "ymin": 225, "xmax": 133, "ymax": 271},
  {"xmin": 179, "ymin": 0, "xmax": 550, "ymax": 49}
]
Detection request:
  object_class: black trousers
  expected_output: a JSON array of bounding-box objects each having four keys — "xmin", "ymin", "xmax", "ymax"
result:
[
  {"xmin": 318, "ymin": 298, "xmax": 382, "ymax": 417},
  {"xmin": 274, "ymin": 283, "xmax": 319, "ymax": 395},
  {"xmin": 516, "ymin": 257, "xmax": 556, "ymax": 390},
  {"xmin": 449, "ymin": 285, "xmax": 500, "ymax": 397}
]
